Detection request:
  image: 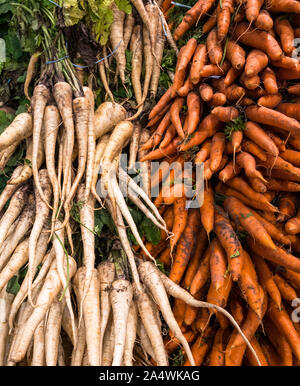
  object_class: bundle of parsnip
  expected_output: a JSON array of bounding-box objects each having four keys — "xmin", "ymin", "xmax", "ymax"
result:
[{"xmin": 136, "ymin": 0, "xmax": 300, "ymax": 366}]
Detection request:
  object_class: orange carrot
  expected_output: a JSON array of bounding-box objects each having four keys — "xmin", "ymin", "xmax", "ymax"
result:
[
  {"xmin": 218, "ymin": 161, "xmax": 241, "ymax": 183},
  {"xmin": 170, "ymin": 97, "xmax": 185, "ymax": 138},
  {"xmin": 140, "ymin": 137, "xmax": 180, "ymax": 161},
  {"xmin": 190, "ymin": 246, "xmax": 211, "ymax": 296},
  {"xmin": 170, "ymin": 197, "xmax": 188, "ymax": 253},
  {"xmin": 245, "ymin": 49, "xmax": 268, "ymax": 77},
  {"xmin": 169, "ymin": 209, "xmax": 200, "ymax": 284},
  {"xmin": 242, "ymin": 139, "xmax": 268, "ymax": 161},
  {"xmin": 187, "ymin": 92, "xmax": 202, "ymax": 135},
  {"xmin": 224, "ymin": 197, "xmax": 276, "ymax": 250},
  {"xmin": 275, "ymin": 17, "xmax": 295, "ymax": 56},
  {"xmin": 199, "ymin": 83, "xmax": 213, "ymax": 102},
  {"xmin": 217, "ymin": 0, "xmax": 234, "ymax": 40},
  {"xmin": 277, "ymin": 192, "xmax": 298, "ymax": 222},
  {"xmin": 148, "ymin": 87, "xmax": 172, "ymax": 120},
  {"xmin": 210, "ymin": 237, "xmax": 227, "ymax": 292},
  {"xmin": 245, "ymin": 105, "xmax": 300, "ymax": 135},
  {"xmin": 200, "ymin": 183, "xmax": 214, "ymax": 237},
  {"xmin": 285, "ymin": 209, "xmax": 300, "ymax": 235},
  {"xmin": 182, "ymin": 228, "xmax": 207, "ymax": 290},
  {"xmin": 232, "ymin": 22, "xmax": 283, "ymax": 61},
  {"xmin": 274, "ymin": 273, "xmax": 297, "ymax": 303},
  {"xmin": 190, "ymin": 44, "xmax": 207, "ymax": 85},
  {"xmin": 226, "ymin": 40, "xmax": 246, "ymax": 70},
  {"xmin": 214, "ymin": 209, "xmax": 243, "ymax": 281},
  {"xmin": 194, "ymin": 140, "xmax": 211, "ymax": 164},
  {"xmin": 257, "ymin": 93, "xmax": 282, "ymax": 108},
  {"xmin": 252, "ymin": 254, "xmax": 282, "ymax": 309},
  {"xmin": 255, "ymin": 9, "xmax": 273, "ymax": 31}
]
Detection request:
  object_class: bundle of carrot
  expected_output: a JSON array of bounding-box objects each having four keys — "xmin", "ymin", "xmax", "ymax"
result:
[{"xmin": 133, "ymin": 0, "xmax": 300, "ymax": 366}]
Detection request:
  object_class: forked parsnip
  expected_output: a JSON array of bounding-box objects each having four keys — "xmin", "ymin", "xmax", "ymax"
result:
[
  {"xmin": 124, "ymin": 13, "xmax": 135, "ymax": 50},
  {"xmin": 44, "ymin": 105, "xmax": 60, "ymax": 239},
  {"xmin": 73, "ymin": 267, "xmax": 101, "ymax": 366},
  {"xmin": 129, "ymin": 26, "xmax": 143, "ymax": 120},
  {"xmin": 98, "ymin": 61, "xmax": 115, "ymax": 103},
  {"xmin": 8, "ymin": 245, "xmax": 54, "ymax": 331},
  {"xmin": 9, "ymin": 257, "xmax": 77, "ymax": 364},
  {"xmin": 0, "ymin": 165, "xmax": 22, "ymax": 211},
  {"xmin": 150, "ymin": 19, "xmax": 165, "ymax": 99},
  {"xmin": 0, "ymin": 194, "xmax": 35, "ymax": 272},
  {"xmin": 110, "ymin": 278, "xmax": 133, "ymax": 366},
  {"xmin": 134, "ymin": 285, "xmax": 169, "ymax": 366},
  {"xmin": 0, "ymin": 184, "xmax": 29, "ymax": 247},
  {"xmin": 136, "ymin": 319, "xmax": 157, "ymax": 361},
  {"xmin": 98, "ymin": 261, "xmax": 115, "ymax": 365},
  {"xmin": 139, "ymin": 261, "xmax": 196, "ymax": 365},
  {"xmin": 0, "ymin": 112, "xmax": 32, "ymax": 152},
  {"xmin": 0, "ymin": 143, "xmax": 19, "ymax": 172},
  {"xmin": 8, "ymin": 132, "xmax": 44, "ymax": 185},
  {"xmin": 31, "ymin": 84, "xmax": 50, "ymax": 208},
  {"xmin": 45, "ymin": 298, "xmax": 64, "ymax": 366},
  {"xmin": 27, "ymin": 169, "xmax": 52, "ymax": 305}
]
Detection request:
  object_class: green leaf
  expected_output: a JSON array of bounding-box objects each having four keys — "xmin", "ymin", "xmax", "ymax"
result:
[
  {"xmin": 224, "ymin": 115, "xmax": 246, "ymax": 141},
  {"xmin": 0, "ymin": 110, "xmax": 14, "ymax": 134},
  {"xmin": 140, "ymin": 217, "xmax": 161, "ymax": 245},
  {"xmin": 6, "ymin": 275, "xmax": 20, "ymax": 295},
  {"xmin": 114, "ymin": 0, "xmax": 132, "ymax": 14},
  {"xmin": 5, "ymin": 30, "xmax": 22, "ymax": 60},
  {"xmin": 63, "ymin": 0, "xmax": 85, "ymax": 26}
]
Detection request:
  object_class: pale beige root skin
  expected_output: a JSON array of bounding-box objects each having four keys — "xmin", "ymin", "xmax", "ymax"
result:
[
  {"xmin": 91, "ymin": 134, "xmax": 110, "ymax": 205},
  {"xmin": 123, "ymin": 13, "xmax": 135, "ymax": 50},
  {"xmin": 0, "ymin": 112, "xmax": 32, "ymax": 152},
  {"xmin": 0, "ymin": 143, "xmax": 19, "ymax": 172},
  {"xmin": 101, "ymin": 315, "xmax": 114, "ymax": 366},
  {"xmin": 110, "ymin": 279, "xmax": 133, "ymax": 366},
  {"xmin": 53, "ymin": 82, "xmax": 74, "ymax": 205},
  {"xmin": 45, "ymin": 298, "xmax": 64, "ymax": 366},
  {"xmin": 0, "ymin": 194, "xmax": 35, "ymax": 272},
  {"xmin": 44, "ymin": 105, "xmax": 60, "ymax": 238},
  {"xmin": 110, "ymin": 3, "xmax": 126, "ymax": 84},
  {"xmin": 31, "ymin": 319, "xmax": 45, "ymax": 366},
  {"xmin": 53, "ymin": 223, "xmax": 77, "ymax": 346},
  {"xmin": 138, "ymin": 261, "xmax": 196, "ymax": 365},
  {"xmin": 71, "ymin": 315, "xmax": 86, "ymax": 366},
  {"xmin": 136, "ymin": 318, "xmax": 157, "ymax": 361},
  {"xmin": 0, "ymin": 165, "xmax": 23, "ymax": 211},
  {"xmin": 0, "ymin": 289, "xmax": 14, "ymax": 366},
  {"xmin": 8, "ymin": 245, "xmax": 54, "ymax": 331},
  {"xmin": 134, "ymin": 285, "xmax": 169, "ymax": 366},
  {"xmin": 8, "ymin": 131, "xmax": 44, "ymax": 185},
  {"xmin": 130, "ymin": 25, "xmax": 143, "ymax": 108},
  {"xmin": 94, "ymin": 102, "xmax": 127, "ymax": 140},
  {"xmin": 0, "ymin": 184, "xmax": 29, "ymax": 247},
  {"xmin": 98, "ymin": 61, "xmax": 115, "ymax": 103},
  {"xmin": 150, "ymin": 19, "xmax": 165, "ymax": 99},
  {"xmin": 83, "ymin": 87, "xmax": 96, "ymax": 201},
  {"xmin": 73, "ymin": 267, "xmax": 101, "ymax": 366},
  {"xmin": 77, "ymin": 185, "xmax": 96, "ymax": 321},
  {"xmin": 8, "ymin": 257, "xmax": 77, "ymax": 364},
  {"xmin": 138, "ymin": 129, "xmax": 152, "ymax": 198},
  {"xmin": 123, "ymin": 301, "xmax": 138, "ymax": 366},
  {"xmin": 128, "ymin": 123, "xmax": 141, "ymax": 171},
  {"xmin": 98, "ymin": 261, "xmax": 115, "ymax": 365},
  {"xmin": 27, "ymin": 169, "xmax": 52, "ymax": 305},
  {"xmin": 31, "ymin": 84, "xmax": 50, "ymax": 208}
]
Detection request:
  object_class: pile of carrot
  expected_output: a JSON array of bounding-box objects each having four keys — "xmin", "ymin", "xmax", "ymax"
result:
[{"xmin": 134, "ymin": 0, "xmax": 300, "ymax": 367}]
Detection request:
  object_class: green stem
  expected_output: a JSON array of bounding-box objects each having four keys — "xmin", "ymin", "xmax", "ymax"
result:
[{"xmin": 10, "ymin": 2, "xmax": 34, "ymax": 16}]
